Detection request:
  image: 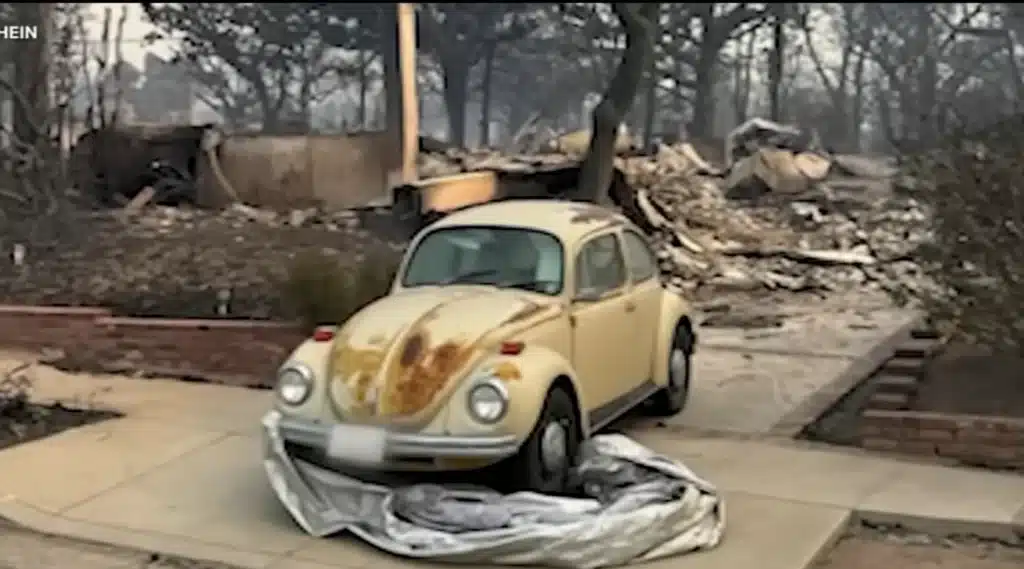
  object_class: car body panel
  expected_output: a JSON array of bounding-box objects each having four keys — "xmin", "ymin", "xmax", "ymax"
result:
[
  {"xmin": 568, "ymin": 287, "xmax": 640, "ymax": 409},
  {"xmin": 325, "ymin": 286, "xmax": 560, "ymax": 427},
  {"xmin": 652, "ymin": 291, "xmax": 695, "ymax": 387},
  {"xmin": 270, "ymin": 200, "xmax": 695, "ymax": 472}
]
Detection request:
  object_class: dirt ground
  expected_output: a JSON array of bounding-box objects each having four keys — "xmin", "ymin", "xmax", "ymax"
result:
[
  {"xmin": 817, "ymin": 526, "xmax": 1024, "ymax": 569},
  {"xmin": 0, "ymin": 206, "xmax": 397, "ymax": 319},
  {"xmin": 0, "ymin": 361, "xmax": 118, "ymax": 451},
  {"xmin": 0, "ymin": 522, "xmax": 231, "ymax": 569},
  {"xmin": 0, "ymin": 400, "xmax": 116, "ymax": 452},
  {"xmin": 914, "ymin": 342, "xmax": 1024, "ymax": 418}
]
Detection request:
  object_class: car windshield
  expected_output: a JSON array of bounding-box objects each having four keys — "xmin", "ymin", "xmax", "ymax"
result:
[{"xmin": 401, "ymin": 226, "xmax": 564, "ymax": 295}]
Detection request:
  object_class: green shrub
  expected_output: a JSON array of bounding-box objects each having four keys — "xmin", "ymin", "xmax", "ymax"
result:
[
  {"xmin": 904, "ymin": 116, "xmax": 1024, "ymax": 351},
  {"xmin": 282, "ymin": 247, "xmax": 401, "ymax": 333}
]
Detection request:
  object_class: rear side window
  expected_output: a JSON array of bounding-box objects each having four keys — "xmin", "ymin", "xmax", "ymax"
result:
[
  {"xmin": 621, "ymin": 231, "xmax": 658, "ymax": 282},
  {"xmin": 575, "ymin": 234, "xmax": 628, "ymax": 296}
]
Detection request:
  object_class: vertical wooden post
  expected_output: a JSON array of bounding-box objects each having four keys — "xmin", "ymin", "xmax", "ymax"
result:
[
  {"xmin": 397, "ymin": 3, "xmax": 419, "ymax": 185},
  {"xmin": 384, "ymin": 3, "xmax": 419, "ymax": 190}
]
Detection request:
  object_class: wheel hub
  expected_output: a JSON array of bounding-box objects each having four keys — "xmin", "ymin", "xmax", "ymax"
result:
[
  {"xmin": 539, "ymin": 420, "xmax": 568, "ymax": 473},
  {"xmin": 669, "ymin": 348, "xmax": 687, "ymax": 390}
]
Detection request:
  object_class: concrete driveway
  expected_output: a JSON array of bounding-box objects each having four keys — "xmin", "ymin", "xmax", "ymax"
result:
[{"xmin": 1, "ymin": 304, "xmax": 1021, "ymax": 569}]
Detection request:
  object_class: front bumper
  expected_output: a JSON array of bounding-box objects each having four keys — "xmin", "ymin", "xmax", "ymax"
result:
[{"xmin": 265, "ymin": 410, "xmax": 521, "ymax": 468}]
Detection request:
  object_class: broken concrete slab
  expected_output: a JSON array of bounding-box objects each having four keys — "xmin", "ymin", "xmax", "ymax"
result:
[
  {"xmin": 795, "ymin": 152, "xmax": 832, "ymax": 182},
  {"xmin": 831, "ymin": 154, "xmax": 898, "ymax": 179},
  {"xmin": 724, "ymin": 117, "xmax": 815, "ymax": 167},
  {"xmin": 725, "ymin": 147, "xmax": 837, "ymax": 197}
]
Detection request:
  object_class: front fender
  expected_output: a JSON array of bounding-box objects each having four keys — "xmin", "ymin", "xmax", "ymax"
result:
[
  {"xmin": 273, "ymin": 338, "xmax": 331, "ymax": 419},
  {"xmin": 445, "ymin": 346, "xmax": 589, "ymax": 438},
  {"xmin": 652, "ymin": 290, "xmax": 695, "ymax": 388}
]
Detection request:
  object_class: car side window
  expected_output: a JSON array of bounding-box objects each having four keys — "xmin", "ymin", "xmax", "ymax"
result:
[
  {"xmin": 621, "ymin": 230, "xmax": 658, "ymax": 283},
  {"xmin": 575, "ymin": 234, "xmax": 627, "ymax": 297}
]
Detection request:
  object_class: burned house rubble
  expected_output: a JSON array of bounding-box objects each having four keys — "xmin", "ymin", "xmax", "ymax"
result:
[
  {"xmin": 0, "ymin": 120, "xmax": 931, "ymax": 319},
  {"xmin": 417, "ymin": 120, "xmax": 930, "ymax": 302}
]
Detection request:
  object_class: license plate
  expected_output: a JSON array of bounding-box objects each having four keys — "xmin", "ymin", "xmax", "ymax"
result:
[{"xmin": 326, "ymin": 424, "xmax": 387, "ymax": 465}]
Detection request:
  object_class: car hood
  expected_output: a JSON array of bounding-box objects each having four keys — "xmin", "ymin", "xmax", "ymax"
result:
[{"xmin": 326, "ymin": 286, "xmax": 558, "ymax": 423}]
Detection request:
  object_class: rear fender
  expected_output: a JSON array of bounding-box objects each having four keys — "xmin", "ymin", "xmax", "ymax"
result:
[{"xmin": 652, "ymin": 291, "xmax": 695, "ymax": 387}]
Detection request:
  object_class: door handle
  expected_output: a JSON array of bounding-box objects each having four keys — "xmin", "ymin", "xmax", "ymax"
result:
[{"xmin": 624, "ymin": 302, "xmax": 637, "ymax": 313}]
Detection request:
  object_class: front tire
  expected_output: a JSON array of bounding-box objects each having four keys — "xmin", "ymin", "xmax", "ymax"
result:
[
  {"xmin": 502, "ymin": 386, "xmax": 580, "ymax": 494},
  {"xmin": 648, "ymin": 323, "xmax": 693, "ymax": 416}
]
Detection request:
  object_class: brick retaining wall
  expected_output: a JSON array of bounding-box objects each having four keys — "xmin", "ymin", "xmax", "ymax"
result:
[
  {"xmin": 0, "ymin": 305, "xmax": 304, "ymax": 387},
  {"xmin": 859, "ymin": 409, "xmax": 1024, "ymax": 469}
]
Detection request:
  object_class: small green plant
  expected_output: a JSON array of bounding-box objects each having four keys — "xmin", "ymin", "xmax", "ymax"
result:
[
  {"xmin": 282, "ymin": 247, "xmax": 401, "ymax": 332},
  {"xmin": 0, "ymin": 363, "xmax": 33, "ymax": 419}
]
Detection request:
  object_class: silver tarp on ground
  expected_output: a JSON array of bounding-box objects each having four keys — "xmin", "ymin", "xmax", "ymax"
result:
[{"xmin": 262, "ymin": 411, "xmax": 726, "ymax": 569}]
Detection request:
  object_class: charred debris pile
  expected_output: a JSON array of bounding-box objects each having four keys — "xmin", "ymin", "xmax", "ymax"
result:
[
  {"xmin": 0, "ymin": 119, "xmax": 930, "ymax": 318},
  {"xmin": 419, "ymin": 119, "xmax": 930, "ymax": 301}
]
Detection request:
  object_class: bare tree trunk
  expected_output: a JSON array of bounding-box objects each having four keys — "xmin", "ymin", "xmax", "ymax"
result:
[
  {"xmin": 673, "ymin": 50, "xmax": 687, "ymax": 131},
  {"xmin": 96, "ymin": 8, "xmax": 111, "ymax": 129},
  {"xmin": 441, "ymin": 56, "xmax": 470, "ymax": 147},
  {"xmin": 768, "ymin": 4, "xmax": 786, "ymax": 122},
  {"xmin": 916, "ymin": 6, "xmax": 938, "ymax": 146},
  {"xmin": 479, "ymin": 42, "xmax": 496, "ymax": 148},
  {"xmin": 877, "ymin": 79, "xmax": 898, "ymax": 150},
  {"xmin": 641, "ymin": 67, "xmax": 658, "ymax": 146},
  {"xmin": 576, "ymin": 4, "xmax": 659, "ymax": 204},
  {"xmin": 358, "ymin": 49, "xmax": 370, "ymax": 129},
  {"xmin": 382, "ymin": 6, "xmax": 402, "ymax": 147},
  {"xmin": 111, "ymin": 6, "xmax": 128, "ymax": 125},
  {"xmin": 690, "ymin": 43, "xmax": 717, "ymax": 139},
  {"xmin": 11, "ymin": 4, "xmax": 52, "ymax": 151},
  {"xmin": 850, "ymin": 51, "xmax": 866, "ymax": 151},
  {"xmin": 505, "ymin": 97, "xmax": 528, "ymax": 146},
  {"xmin": 732, "ymin": 33, "xmax": 755, "ymax": 124}
]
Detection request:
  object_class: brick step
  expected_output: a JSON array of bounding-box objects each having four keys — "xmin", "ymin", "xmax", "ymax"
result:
[
  {"xmin": 867, "ymin": 392, "xmax": 910, "ymax": 411},
  {"xmin": 893, "ymin": 338, "xmax": 942, "ymax": 359},
  {"xmin": 872, "ymin": 373, "xmax": 920, "ymax": 394},
  {"xmin": 880, "ymin": 356, "xmax": 927, "ymax": 377}
]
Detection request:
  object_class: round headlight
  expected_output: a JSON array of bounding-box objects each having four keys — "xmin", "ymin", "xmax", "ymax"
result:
[
  {"xmin": 467, "ymin": 381, "xmax": 508, "ymax": 423},
  {"xmin": 277, "ymin": 364, "xmax": 312, "ymax": 405}
]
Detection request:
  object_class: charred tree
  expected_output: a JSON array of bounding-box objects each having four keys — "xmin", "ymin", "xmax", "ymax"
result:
[{"xmin": 575, "ymin": 3, "xmax": 659, "ymax": 204}]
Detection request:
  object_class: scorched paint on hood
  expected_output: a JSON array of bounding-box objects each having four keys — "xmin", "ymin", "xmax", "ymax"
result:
[{"xmin": 326, "ymin": 286, "xmax": 554, "ymax": 423}]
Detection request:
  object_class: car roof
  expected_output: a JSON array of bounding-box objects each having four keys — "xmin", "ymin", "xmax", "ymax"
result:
[{"xmin": 427, "ymin": 199, "xmax": 636, "ymax": 244}]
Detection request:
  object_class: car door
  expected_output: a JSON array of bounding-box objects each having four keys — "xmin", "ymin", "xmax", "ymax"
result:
[
  {"xmin": 570, "ymin": 232, "xmax": 643, "ymax": 420},
  {"xmin": 619, "ymin": 230, "xmax": 662, "ymax": 381}
]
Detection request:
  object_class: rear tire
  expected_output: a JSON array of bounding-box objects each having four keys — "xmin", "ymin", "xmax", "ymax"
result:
[
  {"xmin": 648, "ymin": 323, "xmax": 693, "ymax": 416},
  {"xmin": 501, "ymin": 386, "xmax": 580, "ymax": 494}
]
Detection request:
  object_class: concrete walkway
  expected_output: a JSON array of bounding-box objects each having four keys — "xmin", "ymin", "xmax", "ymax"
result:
[
  {"xmin": 0, "ymin": 306, "xmax": 1021, "ymax": 569},
  {"xmin": 675, "ymin": 304, "xmax": 921, "ymax": 436}
]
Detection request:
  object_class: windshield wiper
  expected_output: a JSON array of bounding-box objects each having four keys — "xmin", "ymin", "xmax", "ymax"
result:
[
  {"xmin": 504, "ymin": 278, "xmax": 559, "ymax": 293},
  {"xmin": 438, "ymin": 268, "xmax": 501, "ymax": 285}
]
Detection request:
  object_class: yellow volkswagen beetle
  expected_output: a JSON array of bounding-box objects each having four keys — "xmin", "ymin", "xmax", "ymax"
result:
[{"xmin": 266, "ymin": 200, "xmax": 696, "ymax": 493}]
